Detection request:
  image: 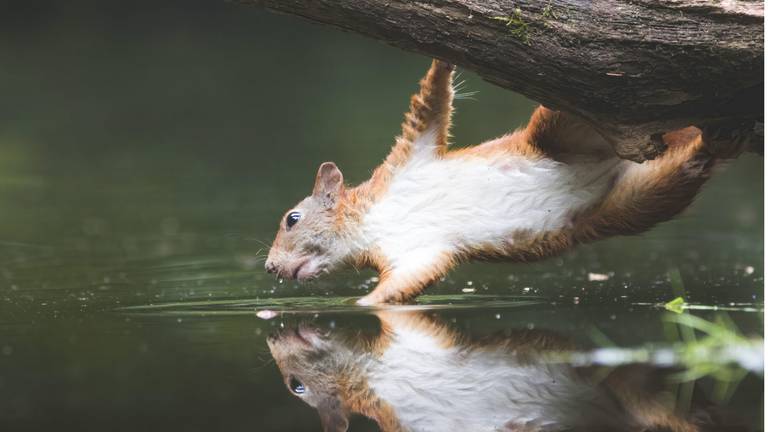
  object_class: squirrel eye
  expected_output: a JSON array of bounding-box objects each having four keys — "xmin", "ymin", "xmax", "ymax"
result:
[
  {"xmin": 289, "ymin": 377, "xmax": 305, "ymax": 395},
  {"xmin": 286, "ymin": 211, "xmax": 301, "ymax": 229}
]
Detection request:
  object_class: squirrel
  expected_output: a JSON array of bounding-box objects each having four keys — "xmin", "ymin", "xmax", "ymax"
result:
[
  {"xmin": 267, "ymin": 311, "xmax": 738, "ymax": 432},
  {"xmin": 264, "ymin": 59, "xmax": 741, "ymax": 305}
]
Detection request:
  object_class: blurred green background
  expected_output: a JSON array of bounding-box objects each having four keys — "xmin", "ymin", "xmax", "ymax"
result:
[{"xmin": 0, "ymin": 1, "xmax": 762, "ymax": 431}]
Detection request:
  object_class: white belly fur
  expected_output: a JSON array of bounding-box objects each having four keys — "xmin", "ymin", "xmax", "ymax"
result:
[
  {"xmin": 368, "ymin": 328, "xmax": 629, "ymax": 431},
  {"xmin": 363, "ymin": 149, "xmax": 622, "ymax": 269}
]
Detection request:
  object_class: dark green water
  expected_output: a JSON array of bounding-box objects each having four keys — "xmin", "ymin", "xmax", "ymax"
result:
[{"xmin": 0, "ymin": 1, "xmax": 763, "ymax": 431}]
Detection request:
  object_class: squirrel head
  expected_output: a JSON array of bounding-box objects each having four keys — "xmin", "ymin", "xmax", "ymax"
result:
[
  {"xmin": 265, "ymin": 162, "xmax": 353, "ymax": 281},
  {"xmin": 267, "ymin": 324, "xmax": 356, "ymax": 432}
]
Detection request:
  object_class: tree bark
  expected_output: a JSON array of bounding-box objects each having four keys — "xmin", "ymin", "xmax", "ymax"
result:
[{"xmin": 247, "ymin": 0, "xmax": 763, "ymax": 161}]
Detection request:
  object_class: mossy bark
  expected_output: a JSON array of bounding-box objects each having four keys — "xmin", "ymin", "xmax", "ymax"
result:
[{"xmin": 248, "ymin": 0, "xmax": 763, "ymax": 161}]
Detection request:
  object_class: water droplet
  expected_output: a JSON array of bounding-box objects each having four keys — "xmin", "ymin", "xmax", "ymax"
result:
[{"xmin": 256, "ymin": 310, "xmax": 278, "ymax": 320}]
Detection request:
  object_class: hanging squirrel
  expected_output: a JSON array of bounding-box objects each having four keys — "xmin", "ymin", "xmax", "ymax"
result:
[{"xmin": 265, "ymin": 60, "xmax": 741, "ymax": 305}]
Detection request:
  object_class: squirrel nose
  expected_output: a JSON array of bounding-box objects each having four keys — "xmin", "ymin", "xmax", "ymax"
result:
[{"xmin": 265, "ymin": 261, "xmax": 277, "ymax": 274}]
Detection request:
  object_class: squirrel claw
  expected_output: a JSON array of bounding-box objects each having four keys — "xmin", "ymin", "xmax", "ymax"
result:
[{"xmin": 434, "ymin": 59, "xmax": 455, "ymax": 72}]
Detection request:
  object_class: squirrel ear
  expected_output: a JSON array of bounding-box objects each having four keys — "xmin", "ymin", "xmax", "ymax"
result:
[
  {"xmin": 312, "ymin": 162, "xmax": 344, "ymax": 208},
  {"xmin": 317, "ymin": 398, "xmax": 349, "ymax": 432}
]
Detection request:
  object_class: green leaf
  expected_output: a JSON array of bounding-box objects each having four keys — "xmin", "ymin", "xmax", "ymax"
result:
[{"xmin": 665, "ymin": 296, "xmax": 686, "ymax": 314}]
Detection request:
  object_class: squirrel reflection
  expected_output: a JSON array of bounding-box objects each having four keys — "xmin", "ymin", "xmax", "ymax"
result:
[{"xmin": 267, "ymin": 311, "xmax": 739, "ymax": 432}]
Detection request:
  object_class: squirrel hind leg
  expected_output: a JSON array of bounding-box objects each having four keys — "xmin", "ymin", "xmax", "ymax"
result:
[
  {"xmin": 524, "ymin": 106, "xmax": 615, "ymax": 162},
  {"xmin": 575, "ymin": 127, "xmax": 712, "ymax": 242},
  {"xmin": 700, "ymin": 119, "xmax": 758, "ymax": 159}
]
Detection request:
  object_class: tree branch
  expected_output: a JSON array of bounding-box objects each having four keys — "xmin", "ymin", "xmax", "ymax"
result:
[{"xmin": 248, "ymin": 0, "xmax": 763, "ymax": 161}]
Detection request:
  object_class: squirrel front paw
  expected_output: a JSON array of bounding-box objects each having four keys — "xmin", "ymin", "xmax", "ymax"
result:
[{"xmin": 434, "ymin": 59, "xmax": 455, "ymax": 72}]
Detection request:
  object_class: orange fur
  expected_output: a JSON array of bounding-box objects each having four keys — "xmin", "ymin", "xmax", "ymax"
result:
[
  {"xmin": 358, "ymin": 250, "xmax": 456, "ymax": 304},
  {"xmin": 336, "ymin": 375, "xmax": 404, "ymax": 432},
  {"xmin": 267, "ymin": 312, "xmax": 731, "ymax": 431},
  {"xmin": 267, "ymin": 59, "xmax": 736, "ymax": 305},
  {"xmin": 367, "ymin": 60, "xmax": 455, "ymax": 200},
  {"xmin": 375, "ymin": 310, "xmax": 460, "ymax": 350},
  {"xmin": 359, "ymin": 108, "xmax": 715, "ymax": 302},
  {"xmin": 574, "ymin": 130, "xmax": 712, "ymax": 242}
]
